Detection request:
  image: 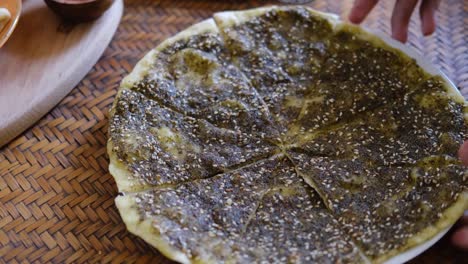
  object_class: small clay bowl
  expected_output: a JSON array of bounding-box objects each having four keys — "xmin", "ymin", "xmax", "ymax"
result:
[
  {"xmin": 0, "ymin": 0, "xmax": 22, "ymax": 48},
  {"xmin": 44, "ymin": 0, "xmax": 114, "ymax": 23}
]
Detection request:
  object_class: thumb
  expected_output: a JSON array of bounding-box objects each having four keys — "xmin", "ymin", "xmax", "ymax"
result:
[{"xmin": 457, "ymin": 140, "xmax": 468, "ymax": 166}]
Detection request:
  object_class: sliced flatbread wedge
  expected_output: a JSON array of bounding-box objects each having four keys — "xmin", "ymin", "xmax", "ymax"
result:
[
  {"xmin": 121, "ymin": 19, "xmax": 280, "ymax": 142},
  {"xmin": 289, "ymin": 76, "xmax": 466, "ymax": 166},
  {"xmin": 289, "ymin": 152, "xmax": 467, "ymax": 262},
  {"xmin": 116, "ymin": 155, "xmax": 366, "ymax": 263},
  {"xmin": 109, "ymin": 89, "xmax": 277, "ymax": 192},
  {"xmin": 214, "ymin": 6, "xmax": 337, "ymax": 135}
]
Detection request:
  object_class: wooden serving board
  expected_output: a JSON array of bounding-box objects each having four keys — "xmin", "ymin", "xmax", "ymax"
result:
[{"xmin": 0, "ymin": 0, "xmax": 123, "ymax": 147}]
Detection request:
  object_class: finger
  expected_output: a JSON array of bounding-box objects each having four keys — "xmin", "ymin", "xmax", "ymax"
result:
[
  {"xmin": 391, "ymin": 0, "xmax": 418, "ymax": 42},
  {"xmin": 458, "ymin": 140, "xmax": 468, "ymax": 166},
  {"xmin": 420, "ymin": 0, "xmax": 440, "ymax": 36},
  {"xmin": 459, "ymin": 211, "xmax": 468, "ymax": 225},
  {"xmin": 349, "ymin": 0, "xmax": 379, "ymax": 24},
  {"xmin": 452, "ymin": 226, "xmax": 468, "ymax": 250}
]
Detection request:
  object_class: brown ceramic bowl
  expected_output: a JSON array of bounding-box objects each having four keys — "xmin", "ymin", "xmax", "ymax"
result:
[
  {"xmin": 0, "ymin": 0, "xmax": 21, "ymax": 48},
  {"xmin": 44, "ymin": 0, "xmax": 114, "ymax": 23}
]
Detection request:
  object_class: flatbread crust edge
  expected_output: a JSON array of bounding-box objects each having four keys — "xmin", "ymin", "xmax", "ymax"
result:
[
  {"xmin": 107, "ymin": 141, "xmax": 149, "ymax": 192},
  {"xmin": 119, "ymin": 18, "xmax": 218, "ymax": 90},
  {"xmin": 213, "ymin": 5, "xmax": 340, "ymax": 29},
  {"xmin": 212, "ymin": 6, "xmax": 468, "ymax": 264},
  {"xmin": 115, "ymin": 195, "xmax": 192, "ymax": 264}
]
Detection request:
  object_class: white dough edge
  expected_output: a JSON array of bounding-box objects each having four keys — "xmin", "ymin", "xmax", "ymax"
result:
[
  {"xmin": 108, "ymin": 5, "xmax": 468, "ymax": 264},
  {"xmin": 213, "ymin": 5, "xmax": 340, "ymax": 29},
  {"xmin": 115, "ymin": 195, "xmax": 192, "ymax": 264},
  {"xmin": 120, "ymin": 18, "xmax": 219, "ymax": 90},
  {"xmin": 107, "ymin": 141, "xmax": 147, "ymax": 193}
]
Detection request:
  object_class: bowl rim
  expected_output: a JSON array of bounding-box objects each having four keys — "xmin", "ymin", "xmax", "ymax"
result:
[{"xmin": 0, "ymin": 0, "xmax": 22, "ymax": 48}]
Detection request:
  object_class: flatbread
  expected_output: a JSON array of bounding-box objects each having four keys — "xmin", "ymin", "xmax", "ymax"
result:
[{"xmin": 108, "ymin": 5, "xmax": 468, "ymax": 264}]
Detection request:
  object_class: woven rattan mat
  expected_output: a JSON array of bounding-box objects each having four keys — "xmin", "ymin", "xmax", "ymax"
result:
[{"xmin": 1, "ymin": 0, "xmax": 467, "ymax": 263}]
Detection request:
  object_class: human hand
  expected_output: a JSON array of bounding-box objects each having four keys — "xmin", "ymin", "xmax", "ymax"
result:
[
  {"xmin": 452, "ymin": 141, "xmax": 468, "ymax": 249},
  {"xmin": 348, "ymin": 0, "xmax": 440, "ymax": 42}
]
